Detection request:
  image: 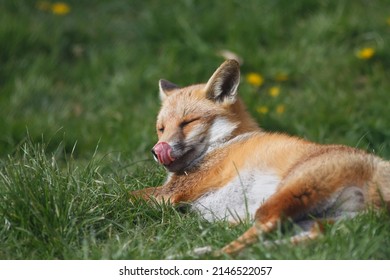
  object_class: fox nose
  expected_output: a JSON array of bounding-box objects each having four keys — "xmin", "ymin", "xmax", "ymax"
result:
[{"xmin": 151, "ymin": 142, "xmax": 175, "ymax": 166}]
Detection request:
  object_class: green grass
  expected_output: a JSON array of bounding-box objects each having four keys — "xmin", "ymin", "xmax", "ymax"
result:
[{"xmin": 0, "ymin": 0, "xmax": 389, "ymax": 259}]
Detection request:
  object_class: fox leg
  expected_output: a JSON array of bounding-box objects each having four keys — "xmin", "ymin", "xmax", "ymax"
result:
[
  {"xmin": 219, "ymin": 186, "xmax": 335, "ymax": 255},
  {"xmin": 221, "ymin": 150, "xmax": 375, "ymax": 255},
  {"xmin": 289, "ymin": 219, "xmax": 338, "ymax": 245},
  {"xmin": 129, "ymin": 186, "xmax": 173, "ymax": 203}
]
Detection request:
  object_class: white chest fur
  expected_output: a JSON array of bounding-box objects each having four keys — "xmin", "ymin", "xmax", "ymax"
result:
[{"xmin": 191, "ymin": 170, "xmax": 280, "ymax": 223}]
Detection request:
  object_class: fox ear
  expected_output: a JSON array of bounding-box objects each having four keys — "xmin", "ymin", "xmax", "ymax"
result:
[
  {"xmin": 205, "ymin": 60, "xmax": 240, "ymax": 104},
  {"xmin": 159, "ymin": 79, "xmax": 180, "ymax": 101}
]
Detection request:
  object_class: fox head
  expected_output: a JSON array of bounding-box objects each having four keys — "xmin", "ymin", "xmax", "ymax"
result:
[{"xmin": 152, "ymin": 60, "xmax": 258, "ymax": 173}]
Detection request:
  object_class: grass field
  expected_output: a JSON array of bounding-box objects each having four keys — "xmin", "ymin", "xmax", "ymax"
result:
[{"xmin": 0, "ymin": 0, "xmax": 389, "ymax": 259}]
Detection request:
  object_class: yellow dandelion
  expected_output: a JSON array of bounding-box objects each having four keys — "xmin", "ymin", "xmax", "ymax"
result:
[
  {"xmin": 256, "ymin": 106, "xmax": 269, "ymax": 115},
  {"xmin": 275, "ymin": 73, "xmax": 289, "ymax": 82},
  {"xmin": 268, "ymin": 86, "xmax": 280, "ymax": 98},
  {"xmin": 276, "ymin": 104, "xmax": 286, "ymax": 115},
  {"xmin": 246, "ymin": 73, "xmax": 264, "ymax": 87},
  {"xmin": 51, "ymin": 2, "xmax": 71, "ymax": 15},
  {"xmin": 356, "ymin": 47, "xmax": 375, "ymax": 60},
  {"xmin": 36, "ymin": 1, "xmax": 51, "ymax": 11}
]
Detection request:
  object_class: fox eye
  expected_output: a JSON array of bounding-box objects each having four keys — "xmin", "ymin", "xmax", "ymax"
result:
[
  {"xmin": 180, "ymin": 117, "xmax": 200, "ymax": 128},
  {"xmin": 158, "ymin": 126, "xmax": 165, "ymax": 133}
]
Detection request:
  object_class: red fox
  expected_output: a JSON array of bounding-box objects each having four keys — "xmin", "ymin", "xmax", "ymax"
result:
[{"xmin": 130, "ymin": 60, "xmax": 390, "ymax": 255}]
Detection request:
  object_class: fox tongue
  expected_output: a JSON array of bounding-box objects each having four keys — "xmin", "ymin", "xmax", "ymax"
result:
[{"xmin": 153, "ymin": 142, "xmax": 174, "ymax": 165}]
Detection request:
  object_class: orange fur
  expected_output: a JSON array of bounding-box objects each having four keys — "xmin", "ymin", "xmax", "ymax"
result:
[{"xmin": 130, "ymin": 60, "xmax": 390, "ymax": 256}]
